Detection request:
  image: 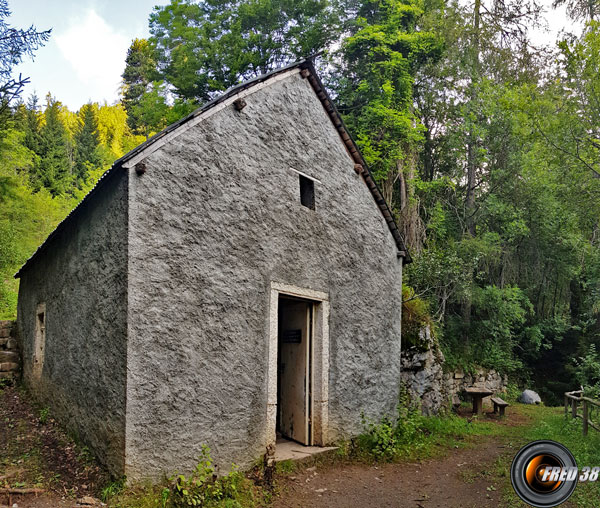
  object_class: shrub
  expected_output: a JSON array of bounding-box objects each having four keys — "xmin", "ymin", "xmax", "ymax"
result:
[
  {"xmin": 169, "ymin": 445, "xmax": 253, "ymax": 507},
  {"xmin": 574, "ymin": 344, "xmax": 600, "ymax": 399},
  {"xmin": 402, "ymin": 285, "xmax": 434, "ymax": 351},
  {"xmin": 38, "ymin": 407, "xmax": 50, "ymax": 425},
  {"xmin": 356, "ymin": 388, "xmax": 425, "ymax": 461}
]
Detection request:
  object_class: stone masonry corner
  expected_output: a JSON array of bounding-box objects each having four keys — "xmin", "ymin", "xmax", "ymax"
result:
[{"xmin": 0, "ymin": 320, "xmax": 20, "ymax": 384}]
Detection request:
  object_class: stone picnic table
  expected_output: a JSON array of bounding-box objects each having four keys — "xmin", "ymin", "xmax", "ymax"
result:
[{"xmin": 465, "ymin": 386, "xmax": 493, "ymax": 415}]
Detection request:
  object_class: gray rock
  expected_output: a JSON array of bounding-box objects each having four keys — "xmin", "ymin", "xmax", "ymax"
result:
[
  {"xmin": 519, "ymin": 389, "xmax": 542, "ymax": 404},
  {"xmin": 401, "ymin": 324, "xmax": 508, "ymax": 415}
]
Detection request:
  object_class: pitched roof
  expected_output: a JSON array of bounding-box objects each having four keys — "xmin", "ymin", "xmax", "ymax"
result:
[{"xmin": 15, "ymin": 59, "xmax": 410, "ymax": 278}]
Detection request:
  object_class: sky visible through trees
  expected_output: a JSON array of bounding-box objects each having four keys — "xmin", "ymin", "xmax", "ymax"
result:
[{"xmin": 1, "ymin": 0, "xmax": 600, "ymax": 403}]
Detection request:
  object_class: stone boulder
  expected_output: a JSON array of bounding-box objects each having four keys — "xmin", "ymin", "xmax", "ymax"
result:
[
  {"xmin": 400, "ymin": 325, "xmax": 447, "ymax": 415},
  {"xmin": 519, "ymin": 389, "xmax": 541, "ymax": 405}
]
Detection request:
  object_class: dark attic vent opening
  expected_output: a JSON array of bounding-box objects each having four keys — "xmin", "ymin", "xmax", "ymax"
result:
[{"xmin": 299, "ymin": 175, "xmax": 315, "ymax": 210}]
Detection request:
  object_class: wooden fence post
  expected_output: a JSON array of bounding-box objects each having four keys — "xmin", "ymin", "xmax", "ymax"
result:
[
  {"xmin": 583, "ymin": 399, "xmax": 589, "ymax": 436},
  {"xmin": 572, "ymin": 398, "xmax": 578, "ymax": 419},
  {"xmin": 565, "ymin": 394, "xmax": 569, "ymax": 417}
]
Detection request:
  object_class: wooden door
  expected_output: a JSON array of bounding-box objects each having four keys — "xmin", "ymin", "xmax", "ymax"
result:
[{"xmin": 278, "ymin": 298, "xmax": 312, "ymax": 444}]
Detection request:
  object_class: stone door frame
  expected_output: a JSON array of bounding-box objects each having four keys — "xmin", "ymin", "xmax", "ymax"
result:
[{"xmin": 267, "ymin": 281, "xmax": 329, "ymax": 447}]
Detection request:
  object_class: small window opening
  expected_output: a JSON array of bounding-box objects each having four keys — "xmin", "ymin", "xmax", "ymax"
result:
[
  {"xmin": 299, "ymin": 175, "xmax": 315, "ymax": 210},
  {"xmin": 33, "ymin": 303, "xmax": 46, "ymax": 380}
]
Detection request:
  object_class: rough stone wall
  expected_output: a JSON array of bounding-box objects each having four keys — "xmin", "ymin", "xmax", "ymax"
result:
[
  {"xmin": 0, "ymin": 320, "xmax": 19, "ymax": 383},
  {"xmin": 125, "ymin": 70, "xmax": 403, "ymax": 480},
  {"xmin": 16, "ymin": 170, "xmax": 128, "ymax": 476},
  {"xmin": 400, "ymin": 327, "xmax": 446, "ymax": 415},
  {"xmin": 445, "ymin": 369, "xmax": 507, "ymax": 409},
  {"xmin": 401, "ymin": 326, "xmax": 507, "ymax": 414}
]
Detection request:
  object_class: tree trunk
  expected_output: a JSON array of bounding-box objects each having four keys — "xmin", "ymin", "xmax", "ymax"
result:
[
  {"xmin": 466, "ymin": 0, "xmax": 481, "ymax": 237},
  {"xmin": 461, "ymin": 0, "xmax": 482, "ymax": 344},
  {"xmin": 462, "ymin": 292, "xmax": 472, "ymax": 348},
  {"xmin": 396, "ymin": 151, "xmax": 426, "ymax": 254},
  {"xmin": 466, "ymin": 139, "xmax": 476, "ymax": 235},
  {"xmin": 422, "ymin": 121, "xmax": 434, "ymax": 181}
]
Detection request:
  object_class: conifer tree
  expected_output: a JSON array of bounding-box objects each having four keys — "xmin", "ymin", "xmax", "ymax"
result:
[
  {"xmin": 33, "ymin": 95, "xmax": 72, "ymax": 195},
  {"xmin": 73, "ymin": 103, "xmax": 101, "ymax": 183},
  {"xmin": 121, "ymin": 38, "xmax": 162, "ymax": 137},
  {"xmin": 0, "ymin": 0, "xmax": 50, "ymax": 121},
  {"xmin": 23, "ymin": 94, "xmax": 41, "ymax": 155}
]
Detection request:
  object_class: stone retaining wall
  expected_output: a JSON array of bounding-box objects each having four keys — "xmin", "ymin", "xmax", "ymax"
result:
[
  {"xmin": 400, "ymin": 326, "xmax": 507, "ymax": 415},
  {"xmin": 0, "ymin": 320, "xmax": 19, "ymax": 384},
  {"xmin": 445, "ymin": 369, "xmax": 507, "ymax": 410}
]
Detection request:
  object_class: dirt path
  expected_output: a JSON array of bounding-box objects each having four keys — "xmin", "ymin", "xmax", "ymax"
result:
[
  {"xmin": 273, "ymin": 437, "xmax": 516, "ymax": 507},
  {"xmin": 2, "ymin": 384, "xmax": 541, "ymax": 508},
  {"xmin": 272, "ymin": 410, "xmax": 537, "ymax": 508},
  {"xmin": 0, "ymin": 387, "xmax": 107, "ymax": 508}
]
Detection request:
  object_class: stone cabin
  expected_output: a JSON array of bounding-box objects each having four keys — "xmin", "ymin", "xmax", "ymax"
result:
[{"xmin": 15, "ymin": 60, "xmax": 409, "ymax": 480}]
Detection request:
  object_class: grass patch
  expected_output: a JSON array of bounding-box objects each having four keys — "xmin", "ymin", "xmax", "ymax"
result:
[
  {"xmin": 517, "ymin": 407, "xmax": 600, "ymax": 507},
  {"xmin": 274, "ymin": 460, "xmax": 295, "ymax": 474},
  {"xmin": 464, "ymin": 403, "xmax": 600, "ymax": 507},
  {"xmin": 105, "ymin": 446, "xmax": 263, "ymax": 508},
  {"xmin": 348, "ymin": 389, "xmax": 501, "ymax": 463}
]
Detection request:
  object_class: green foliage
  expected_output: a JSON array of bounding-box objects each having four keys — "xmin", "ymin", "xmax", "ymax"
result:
[
  {"xmin": 149, "ymin": 0, "xmax": 339, "ymax": 102},
  {"xmin": 354, "ymin": 386, "xmax": 496, "ymax": 461},
  {"xmin": 38, "ymin": 407, "xmax": 49, "ymax": 425},
  {"xmin": 335, "ymin": 0, "xmax": 442, "ymax": 202},
  {"xmin": 32, "ymin": 95, "xmax": 73, "ymax": 196},
  {"xmin": 441, "ymin": 285, "xmax": 533, "ymax": 374},
  {"xmin": 169, "ymin": 445, "xmax": 253, "ymax": 507},
  {"xmin": 121, "ymin": 38, "xmax": 163, "ymax": 137},
  {"xmin": 73, "ymin": 103, "xmax": 102, "ymax": 184},
  {"xmin": 502, "ymin": 382, "xmax": 523, "ymax": 403},
  {"xmin": 401, "ymin": 285, "xmax": 434, "ymax": 350},
  {"xmin": 574, "ymin": 344, "xmax": 600, "ymax": 398},
  {"xmin": 552, "ymin": 0, "xmax": 600, "ymax": 22},
  {"xmin": 0, "ymin": 0, "xmax": 50, "ymax": 122},
  {"xmin": 470, "ymin": 286, "xmax": 530, "ymax": 367},
  {"xmin": 274, "ymin": 460, "xmax": 296, "ymax": 474},
  {"xmin": 356, "ymin": 388, "xmax": 424, "ymax": 461},
  {"xmin": 101, "ymin": 477, "xmax": 126, "ymax": 503},
  {"xmin": 522, "ymin": 407, "xmax": 600, "ymax": 507},
  {"xmin": 0, "ymin": 91, "xmax": 140, "ymax": 318},
  {"xmin": 120, "ymin": 0, "xmax": 341, "ymax": 134},
  {"xmin": 398, "ymin": 1, "xmax": 600, "ymax": 396},
  {"xmin": 104, "ymin": 448, "xmax": 257, "ymax": 508}
]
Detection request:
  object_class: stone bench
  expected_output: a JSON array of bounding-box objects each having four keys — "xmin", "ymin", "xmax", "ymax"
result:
[{"xmin": 491, "ymin": 396, "xmax": 509, "ymax": 416}]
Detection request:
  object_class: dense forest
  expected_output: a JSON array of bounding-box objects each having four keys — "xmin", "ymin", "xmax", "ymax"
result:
[{"xmin": 1, "ymin": 0, "xmax": 599, "ymax": 404}]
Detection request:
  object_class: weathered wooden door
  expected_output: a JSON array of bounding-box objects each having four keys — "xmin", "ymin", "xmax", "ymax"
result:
[{"xmin": 278, "ymin": 298, "xmax": 312, "ymax": 445}]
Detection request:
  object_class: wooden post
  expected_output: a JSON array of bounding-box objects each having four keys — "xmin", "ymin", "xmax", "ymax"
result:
[
  {"xmin": 473, "ymin": 396, "xmax": 483, "ymax": 415},
  {"xmin": 583, "ymin": 399, "xmax": 589, "ymax": 436},
  {"xmin": 572, "ymin": 398, "xmax": 578, "ymax": 419},
  {"xmin": 565, "ymin": 394, "xmax": 569, "ymax": 417}
]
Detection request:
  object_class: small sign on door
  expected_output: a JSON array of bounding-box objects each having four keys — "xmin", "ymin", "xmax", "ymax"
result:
[{"xmin": 283, "ymin": 329, "xmax": 302, "ymax": 343}]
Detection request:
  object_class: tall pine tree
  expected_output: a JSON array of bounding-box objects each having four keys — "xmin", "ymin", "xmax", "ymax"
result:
[
  {"xmin": 23, "ymin": 94, "xmax": 41, "ymax": 156},
  {"xmin": 33, "ymin": 95, "xmax": 72, "ymax": 196},
  {"xmin": 73, "ymin": 103, "xmax": 101, "ymax": 184},
  {"xmin": 121, "ymin": 38, "xmax": 164, "ymax": 137}
]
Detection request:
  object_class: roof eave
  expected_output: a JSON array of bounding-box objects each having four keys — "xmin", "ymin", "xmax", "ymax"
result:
[{"xmin": 299, "ymin": 60, "xmax": 411, "ymax": 263}]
